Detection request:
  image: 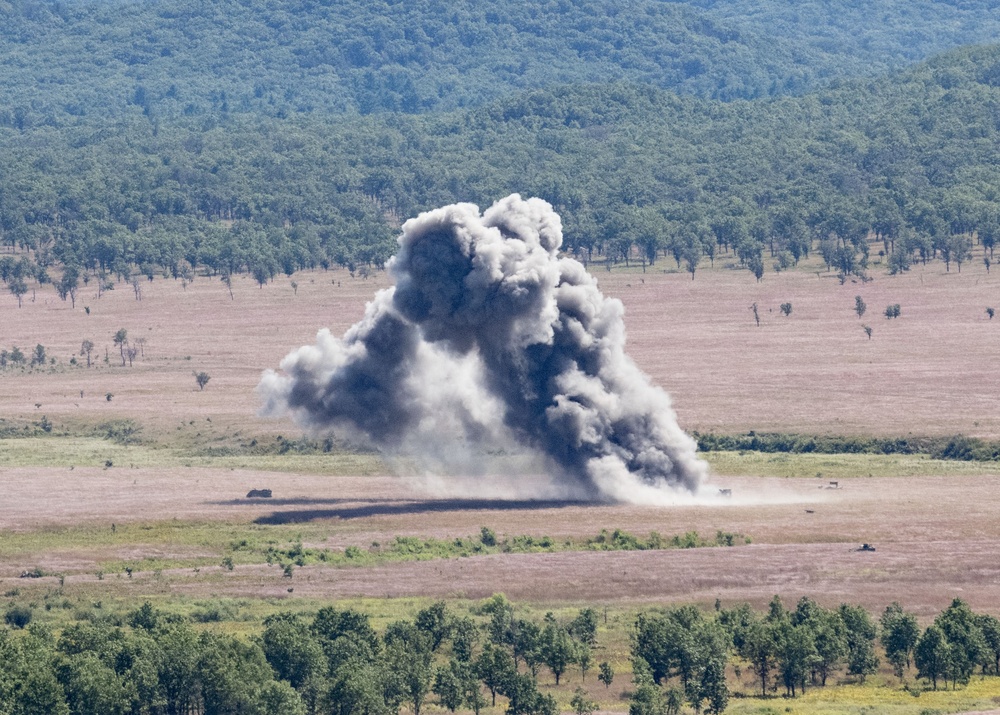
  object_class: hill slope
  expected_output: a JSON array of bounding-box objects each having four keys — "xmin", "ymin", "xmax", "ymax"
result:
[
  {"xmin": 3, "ymin": 45, "xmax": 1000, "ymax": 281},
  {"xmin": 5, "ymin": 0, "xmax": 1000, "ymax": 126}
]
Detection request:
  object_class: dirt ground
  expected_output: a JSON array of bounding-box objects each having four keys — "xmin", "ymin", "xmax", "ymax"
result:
[
  {"xmin": 2, "ymin": 465, "xmax": 999, "ymax": 617},
  {"xmin": 1, "ymin": 259, "xmax": 999, "ymax": 614},
  {"xmin": 0, "ymin": 257, "xmax": 997, "ymax": 439}
]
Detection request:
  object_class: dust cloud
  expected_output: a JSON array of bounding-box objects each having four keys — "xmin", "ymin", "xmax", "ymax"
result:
[{"xmin": 259, "ymin": 195, "xmax": 709, "ymax": 503}]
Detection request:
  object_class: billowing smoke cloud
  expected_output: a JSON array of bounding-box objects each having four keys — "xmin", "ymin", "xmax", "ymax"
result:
[{"xmin": 259, "ymin": 195, "xmax": 708, "ymax": 503}]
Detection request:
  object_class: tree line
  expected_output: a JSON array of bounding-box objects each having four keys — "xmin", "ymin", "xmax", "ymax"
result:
[
  {"xmin": 3, "ymin": 45, "xmax": 1000, "ymax": 290},
  {"xmin": 2, "ymin": 595, "xmax": 999, "ymax": 715}
]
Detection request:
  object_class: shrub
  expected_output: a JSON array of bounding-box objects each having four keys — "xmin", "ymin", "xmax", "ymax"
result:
[
  {"xmin": 480, "ymin": 526, "xmax": 497, "ymax": 547},
  {"xmin": 5, "ymin": 604, "xmax": 32, "ymax": 629}
]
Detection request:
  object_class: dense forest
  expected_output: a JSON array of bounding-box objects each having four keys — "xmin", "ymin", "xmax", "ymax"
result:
[
  {"xmin": 2, "ymin": 44, "xmax": 1000, "ymax": 290},
  {"xmin": 1, "ymin": 595, "xmax": 998, "ymax": 715},
  {"xmin": 3, "ymin": 2, "xmax": 1000, "ymax": 293},
  {"xmin": 4, "ymin": 0, "xmax": 1000, "ymax": 125}
]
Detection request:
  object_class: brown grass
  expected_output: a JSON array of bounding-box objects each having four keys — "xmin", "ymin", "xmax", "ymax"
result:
[
  {"xmin": 2, "ymin": 262, "xmax": 1000, "ymax": 615},
  {"xmin": 2, "ymin": 259, "xmax": 998, "ymax": 439}
]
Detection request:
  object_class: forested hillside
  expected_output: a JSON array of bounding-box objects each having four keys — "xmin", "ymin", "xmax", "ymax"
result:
[
  {"xmin": 4, "ymin": 0, "xmax": 1000, "ymax": 127},
  {"xmin": 2, "ymin": 44, "xmax": 1000, "ymax": 289}
]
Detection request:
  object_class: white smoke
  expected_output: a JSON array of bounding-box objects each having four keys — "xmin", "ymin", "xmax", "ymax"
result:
[{"xmin": 259, "ymin": 195, "xmax": 709, "ymax": 503}]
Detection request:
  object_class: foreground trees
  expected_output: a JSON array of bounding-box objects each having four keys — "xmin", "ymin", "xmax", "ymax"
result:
[{"xmin": 3, "ymin": 596, "xmax": 1000, "ymax": 714}]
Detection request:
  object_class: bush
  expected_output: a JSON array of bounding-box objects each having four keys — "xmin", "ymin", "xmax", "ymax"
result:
[
  {"xmin": 5, "ymin": 604, "xmax": 32, "ymax": 629},
  {"xmin": 480, "ymin": 526, "xmax": 497, "ymax": 547}
]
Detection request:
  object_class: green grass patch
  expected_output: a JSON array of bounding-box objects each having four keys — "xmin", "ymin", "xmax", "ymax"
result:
[
  {"xmin": 724, "ymin": 676, "xmax": 1000, "ymax": 714},
  {"xmin": 0, "ymin": 521, "xmax": 750, "ymax": 578},
  {"xmin": 697, "ymin": 432, "xmax": 1000, "ymax": 461},
  {"xmin": 235, "ymin": 526, "xmax": 751, "ymax": 572},
  {"xmin": 704, "ymin": 451, "xmax": 1000, "ymax": 479},
  {"xmin": 0, "ymin": 435, "xmax": 386, "ymax": 474}
]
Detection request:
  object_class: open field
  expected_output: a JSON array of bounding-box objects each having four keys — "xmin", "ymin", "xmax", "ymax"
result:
[
  {"xmin": 1, "ymin": 261, "xmax": 998, "ymax": 611},
  {"xmin": 2, "ymin": 260, "xmax": 1000, "ymax": 713},
  {"xmin": 1, "ymin": 255, "xmax": 998, "ymax": 440},
  {"xmin": 1, "ymin": 465, "xmax": 998, "ymax": 618}
]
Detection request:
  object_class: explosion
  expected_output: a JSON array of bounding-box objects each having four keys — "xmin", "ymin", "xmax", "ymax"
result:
[{"xmin": 259, "ymin": 195, "xmax": 708, "ymax": 503}]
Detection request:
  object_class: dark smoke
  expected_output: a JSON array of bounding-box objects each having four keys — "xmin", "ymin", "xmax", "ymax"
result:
[{"xmin": 259, "ymin": 195, "xmax": 708, "ymax": 503}]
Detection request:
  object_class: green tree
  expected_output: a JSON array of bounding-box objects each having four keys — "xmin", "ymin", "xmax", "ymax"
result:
[
  {"xmin": 935, "ymin": 598, "xmax": 987, "ymax": 687},
  {"xmin": 915, "ymin": 625, "xmax": 950, "ymax": 690},
  {"xmin": 57, "ymin": 266, "xmax": 79, "ymax": 308},
  {"xmin": 880, "ymin": 603, "xmax": 919, "ymax": 677},
  {"xmin": 854, "ymin": 295, "xmax": 866, "ymax": 318},
  {"xmin": 261, "ymin": 613, "xmax": 326, "ymax": 689},
  {"xmin": 311, "ymin": 607, "xmax": 381, "ymax": 673},
  {"xmin": 258, "ymin": 680, "xmax": 307, "ymax": 715},
  {"xmin": 540, "ymin": 620, "xmax": 574, "ymax": 685},
  {"xmin": 696, "ymin": 655, "xmax": 728, "ymax": 715},
  {"xmin": 156, "ymin": 623, "xmax": 201, "ymax": 715},
  {"xmin": 628, "ymin": 683, "xmax": 666, "ymax": 715},
  {"xmin": 475, "ymin": 644, "xmax": 515, "ymax": 706},
  {"xmin": 809, "ymin": 610, "xmax": 847, "ymax": 686},
  {"xmin": 113, "ymin": 328, "xmax": 128, "ymax": 366},
  {"xmin": 576, "ymin": 643, "xmax": 592, "ymax": 682},
  {"xmin": 569, "ymin": 609, "xmax": 599, "ymax": 647},
  {"xmin": 56, "ymin": 652, "xmax": 131, "ymax": 715},
  {"xmin": 598, "ymin": 661, "xmax": 614, "ymax": 689},
  {"xmin": 433, "ymin": 660, "xmax": 465, "ymax": 713},
  {"xmin": 9, "ymin": 276, "xmax": 27, "ymax": 308},
  {"xmin": 384, "ymin": 621, "xmax": 433, "ymax": 715},
  {"xmin": 570, "ymin": 687, "xmax": 597, "ymax": 715},
  {"xmin": 415, "ymin": 602, "xmax": 451, "ymax": 652},
  {"xmin": 976, "ymin": 614, "xmax": 1000, "ymax": 675},
  {"xmin": 774, "ymin": 621, "xmax": 815, "ymax": 696},
  {"xmin": 501, "ymin": 672, "xmax": 551, "ymax": 715},
  {"xmin": 197, "ymin": 632, "xmax": 273, "ymax": 715},
  {"xmin": 741, "ymin": 618, "xmax": 777, "ymax": 696},
  {"xmin": 450, "ymin": 616, "xmax": 480, "ymax": 663},
  {"xmin": 13, "ymin": 669, "xmax": 69, "ymax": 715},
  {"xmin": 838, "ymin": 604, "xmax": 879, "ymax": 684}
]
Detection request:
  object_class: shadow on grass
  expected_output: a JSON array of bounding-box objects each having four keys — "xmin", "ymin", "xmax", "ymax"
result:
[{"xmin": 251, "ymin": 498, "xmax": 587, "ymax": 524}]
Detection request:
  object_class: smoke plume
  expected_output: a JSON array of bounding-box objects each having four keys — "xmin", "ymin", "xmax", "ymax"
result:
[{"xmin": 259, "ymin": 195, "xmax": 708, "ymax": 503}]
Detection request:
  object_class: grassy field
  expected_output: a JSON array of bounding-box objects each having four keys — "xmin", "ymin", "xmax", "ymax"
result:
[{"xmin": 2, "ymin": 258, "xmax": 1000, "ymax": 713}]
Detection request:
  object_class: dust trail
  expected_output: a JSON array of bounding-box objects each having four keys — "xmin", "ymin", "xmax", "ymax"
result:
[{"xmin": 259, "ymin": 195, "xmax": 709, "ymax": 503}]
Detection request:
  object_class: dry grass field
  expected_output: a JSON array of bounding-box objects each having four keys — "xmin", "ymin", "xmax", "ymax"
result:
[
  {"xmin": 1, "ymin": 253, "xmax": 997, "ymax": 440},
  {"xmin": 2, "ymin": 256, "xmax": 1000, "ymax": 713}
]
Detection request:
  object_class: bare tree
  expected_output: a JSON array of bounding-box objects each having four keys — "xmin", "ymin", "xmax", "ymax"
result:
[
  {"xmin": 194, "ymin": 371, "xmax": 211, "ymax": 390},
  {"xmin": 80, "ymin": 339, "xmax": 95, "ymax": 368},
  {"xmin": 750, "ymin": 302, "xmax": 760, "ymax": 327},
  {"xmin": 113, "ymin": 328, "xmax": 128, "ymax": 366}
]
